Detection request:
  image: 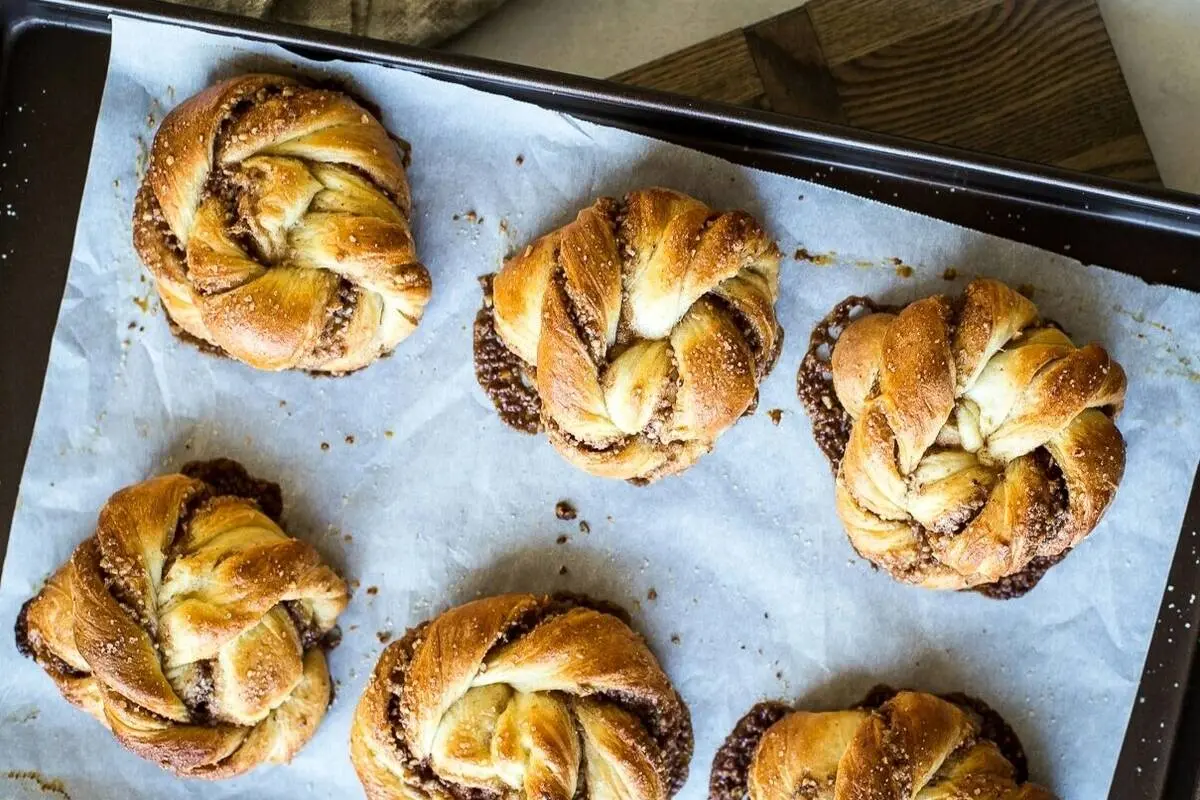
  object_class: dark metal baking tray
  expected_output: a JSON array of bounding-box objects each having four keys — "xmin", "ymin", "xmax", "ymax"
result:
[{"xmin": 1, "ymin": 1, "xmax": 1198, "ymax": 797}]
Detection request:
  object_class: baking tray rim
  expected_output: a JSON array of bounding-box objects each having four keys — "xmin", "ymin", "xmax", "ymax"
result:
[
  {"xmin": 11, "ymin": 0, "xmax": 1200, "ymax": 237},
  {"xmin": 3, "ymin": 3, "xmax": 1200, "ymax": 800}
]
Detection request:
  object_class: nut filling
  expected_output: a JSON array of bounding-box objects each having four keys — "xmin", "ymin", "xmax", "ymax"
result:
[{"xmin": 474, "ymin": 274, "xmax": 542, "ymax": 434}]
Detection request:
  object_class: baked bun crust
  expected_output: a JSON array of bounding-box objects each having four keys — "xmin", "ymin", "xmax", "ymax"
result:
[
  {"xmin": 15, "ymin": 459, "xmax": 349, "ymax": 778},
  {"xmin": 350, "ymin": 593, "xmax": 693, "ymax": 800},
  {"xmin": 475, "ymin": 188, "xmax": 781, "ymax": 482},
  {"xmin": 133, "ymin": 74, "xmax": 430, "ymax": 373},
  {"xmin": 799, "ymin": 279, "xmax": 1125, "ymax": 593}
]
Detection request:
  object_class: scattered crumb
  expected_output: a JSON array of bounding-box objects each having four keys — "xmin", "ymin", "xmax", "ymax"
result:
[
  {"xmin": 384, "ymin": 430, "xmax": 394, "ymax": 439},
  {"xmin": 515, "ymin": 154, "xmax": 524, "ymax": 166},
  {"xmin": 942, "ymin": 267, "xmax": 959, "ymax": 281},
  {"xmin": 555, "ymin": 501, "xmax": 577, "ymax": 521},
  {"xmin": 366, "ymin": 586, "xmax": 378, "ymax": 596},
  {"xmin": 350, "ymin": 579, "xmax": 361, "ymax": 589},
  {"xmin": 556, "ymin": 535, "xmax": 569, "ymax": 545},
  {"xmin": 452, "ymin": 214, "xmax": 459, "ymax": 221},
  {"xmin": 2, "ymin": 772, "xmax": 69, "ymax": 799},
  {"xmin": 127, "ymin": 321, "xmax": 136, "ymax": 330},
  {"xmin": 896, "ymin": 265, "xmax": 914, "ymax": 278},
  {"xmin": 1018, "ymin": 283, "xmax": 1035, "ymax": 299},
  {"xmin": 132, "ymin": 295, "xmax": 150, "ymax": 312},
  {"xmin": 558, "ymin": 565, "xmax": 569, "ymax": 575},
  {"xmin": 499, "ymin": 218, "xmax": 509, "ymax": 235},
  {"xmin": 793, "ymin": 248, "xmax": 835, "ymax": 266},
  {"xmin": 343, "ymin": 533, "xmax": 353, "ymax": 543},
  {"xmin": 320, "ymin": 442, "xmax": 330, "ymax": 451},
  {"xmin": 278, "ymin": 399, "xmax": 287, "ymax": 407},
  {"xmin": 670, "ymin": 634, "xmax": 681, "ymax": 645},
  {"xmin": 776, "ymin": 671, "xmax": 783, "ymax": 679},
  {"xmin": 647, "ymin": 588, "xmax": 658, "ymax": 601},
  {"xmin": 767, "ymin": 408, "xmax": 784, "ymax": 426},
  {"xmin": 344, "ymin": 434, "xmax": 355, "ymax": 445},
  {"xmin": 377, "ymin": 631, "xmax": 393, "ymax": 644},
  {"xmin": 579, "ymin": 520, "xmax": 590, "ymax": 534},
  {"xmin": 463, "ymin": 210, "xmax": 481, "ymax": 224}
]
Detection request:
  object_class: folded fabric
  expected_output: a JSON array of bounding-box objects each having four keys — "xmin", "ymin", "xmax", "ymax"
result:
[{"xmin": 164, "ymin": 0, "xmax": 507, "ymax": 46}]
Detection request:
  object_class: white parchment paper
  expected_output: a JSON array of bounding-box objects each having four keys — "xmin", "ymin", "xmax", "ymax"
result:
[{"xmin": 2, "ymin": 16, "xmax": 1199, "ymax": 799}]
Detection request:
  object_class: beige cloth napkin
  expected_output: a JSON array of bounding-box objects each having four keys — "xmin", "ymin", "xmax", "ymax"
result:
[{"xmin": 166, "ymin": 0, "xmax": 506, "ymax": 45}]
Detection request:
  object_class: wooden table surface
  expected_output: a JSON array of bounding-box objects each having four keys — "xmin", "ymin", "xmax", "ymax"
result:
[{"xmin": 614, "ymin": 0, "xmax": 1159, "ymax": 184}]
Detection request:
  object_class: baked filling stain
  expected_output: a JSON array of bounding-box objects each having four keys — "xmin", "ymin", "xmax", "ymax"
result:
[{"xmin": 473, "ymin": 274, "xmax": 542, "ymax": 434}]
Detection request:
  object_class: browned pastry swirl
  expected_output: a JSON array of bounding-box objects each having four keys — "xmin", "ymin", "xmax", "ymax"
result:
[
  {"xmin": 351, "ymin": 594, "xmax": 693, "ymax": 800},
  {"xmin": 476, "ymin": 188, "xmax": 781, "ymax": 482},
  {"xmin": 799, "ymin": 279, "xmax": 1126, "ymax": 591},
  {"xmin": 711, "ymin": 690, "xmax": 1056, "ymax": 800},
  {"xmin": 133, "ymin": 74, "xmax": 431, "ymax": 373},
  {"xmin": 14, "ymin": 460, "xmax": 349, "ymax": 779}
]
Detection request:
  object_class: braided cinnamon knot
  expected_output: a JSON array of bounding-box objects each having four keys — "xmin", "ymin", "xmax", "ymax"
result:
[
  {"xmin": 133, "ymin": 74, "xmax": 431, "ymax": 373},
  {"xmin": 475, "ymin": 188, "xmax": 781, "ymax": 482},
  {"xmin": 799, "ymin": 279, "xmax": 1126, "ymax": 592},
  {"xmin": 351, "ymin": 594, "xmax": 693, "ymax": 800},
  {"xmin": 15, "ymin": 460, "xmax": 349, "ymax": 778},
  {"xmin": 711, "ymin": 689, "xmax": 1056, "ymax": 800}
]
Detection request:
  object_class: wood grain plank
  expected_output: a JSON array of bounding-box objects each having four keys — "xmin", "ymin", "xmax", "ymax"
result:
[
  {"xmin": 807, "ymin": 0, "xmax": 997, "ymax": 66},
  {"xmin": 745, "ymin": 9, "xmax": 847, "ymax": 122},
  {"xmin": 1057, "ymin": 133, "xmax": 1159, "ymax": 184},
  {"xmin": 611, "ymin": 31, "xmax": 767, "ymax": 108},
  {"xmin": 827, "ymin": 0, "xmax": 1151, "ymax": 170},
  {"xmin": 611, "ymin": 0, "xmax": 1159, "ymax": 183}
]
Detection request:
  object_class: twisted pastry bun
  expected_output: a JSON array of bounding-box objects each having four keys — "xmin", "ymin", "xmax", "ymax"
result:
[
  {"xmin": 133, "ymin": 74, "xmax": 431, "ymax": 373},
  {"xmin": 711, "ymin": 688, "xmax": 1056, "ymax": 800},
  {"xmin": 351, "ymin": 593, "xmax": 693, "ymax": 800},
  {"xmin": 475, "ymin": 188, "xmax": 781, "ymax": 482},
  {"xmin": 14, "ymin": 460, "xmax": 349, "ymax": 779},
  {"xmin": 798, "ymin": 279, "xmax": 1126, "ymax": 595}
]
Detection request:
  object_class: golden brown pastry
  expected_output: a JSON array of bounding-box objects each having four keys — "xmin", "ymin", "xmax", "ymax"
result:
[
  {"xmin": 15, "ymin": 460, "xmax": 349, "ymax": 779},
  {"xmin": 475, "ymin": 188, "xmax": 781, "ymax": 482},
  {"xmin": 351, "ymin": 594, "xmax": 693, "ymax": 800},
  {"xmin": 133, "ymin": 74, "xmax": 431, "ymax": 373},
  {"xmin": 711, "ymin": 688, "xmax": 1056, "ymax": 800},
  {"xmin": 798, "ymin": 279, "xmax": 1126, "ymax": 595}
]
